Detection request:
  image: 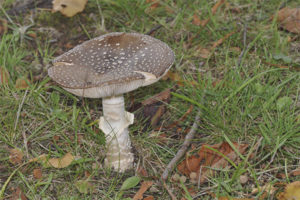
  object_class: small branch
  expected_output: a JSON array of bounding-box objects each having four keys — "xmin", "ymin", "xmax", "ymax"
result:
[
  {"xmin": 146, "ymin": 17, "xmax": 174, "ymax": 35},
  {"xmin": 237, "ymin": 23, "xmax": 248, "ymax": 68},
  {"xmin": 161, "ymin": 110, "xmax": 201, "ymax": 180},
  {"xmin": 14, "ymin": 89, "xmax": 28, "ymax": 131},
  {"xmin": 22, "ymin": 130, "xmax": 29, "ymax": 159},
  {"xmin": 163, "ymin": 181, "xmax": 177, "ymax": 200}
]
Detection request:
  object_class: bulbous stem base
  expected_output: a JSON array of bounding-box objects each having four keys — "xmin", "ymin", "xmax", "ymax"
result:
[{"xmin": 99, "ymin": 95, "xmax": 134, "ymax": 172}]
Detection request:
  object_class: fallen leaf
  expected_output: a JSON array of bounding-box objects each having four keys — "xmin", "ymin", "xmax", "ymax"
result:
[
  {"xmin": 9, "ymin": 149, "xmax": 23, "ymax": 165},
  {"xmin": 277, "ymin": 181, "xmax": 300, "ymax": 200},
  {"xmin": 0, "ymin": 18, "xmax": 7, "ymax": 35},
  {"xmin": 251, "ymin": 183, "xmax": 277, "ymax": 195},
  {"xmin": 290, "ymin": 168, "xmax": 300, "ymax": 176},
  {"xmin": 142, "ymin": 88, "xmax": 171, "ymax": 106},
  {"xmin": 0, "ymin": 67, "xmax": 9, "ymax": 86},
  {"xmin": 48, "ymin": 152, "xmax": 74, "ymax": 168},
  {"xmin": 211, "ymin": 31, "xmax": 236, "ymax": 49},
  {"xmin": 167, "ymin": 105, "xmax": 194, "ymax": 129},
  {"xmin": 10, "ymin": 187, "xmax": 27, "ymax": 200},
  {"xmin": 197, "ymin": 47, "xmax": 211, "ymax": 59},
  {"xmin": 53, "ymin": 135, "xmax": 60, "ymax": 142},
  {"xmin": 33, "ymin": 168, "xmax": 42, "ymax": 179},
  {"xmin": 52, "ymin": 0, "xmax": 88, "ymax": 17},
  {"xmin": 15, "ymin": 78, "xmax": 30, "ymax": 89},
  {"xmin": 200, "ymin": 0, "xmax": 226, "ymax": 27},
  {"xmin": 29, "ymin": 154, "xmax": 47, "ymax": 163},
  {"xmin": 150, "ymin": 105, "xmax": 165, "ymax": 127},
  {"xmin": 137, "ymin": 166, "xmax": 149, "ymax": 177},
  {"xmin": 177, "ymin": 142, "xmax": 248, "ymax": 183},
  {"xmin": 75, "ymin": 179, "xmax": 95, "ymax": 194},
  {"xmin": 263, "ymin": 61, "xmax": 289, "ymax": 69},
  {"xmin": 276, "ymin": 7, "xmax": 300, "ymax": 34},
  {"xmin": 218, "ymin": 197, "xmax": 253, "ymax": 200},
  {"xmin": 192, "ymin": 13, "xmax": 202, "ymax": 26},
  {"xmin": 133, "ymin": 181, "xmax": 153, "ymax": 200},
  {"xmin": 144, "ymin": 196, "xmax": 154, "ymax": 200},
  {"xmin": 29, "ymin": 152, "xmax": 74, "ymax": 168},
  {"xmin": 142, "ymin": 89, "xmax": 171, "ymax": 127},
  {"xmin": 162, "ymin": 71, "xmax": 185, "ymax": 86},
  {"xmin": 146, "ymin": 0, "xmax": 159, "ymax": 10},
  {"xmin": 211, "ymin": 0, "xmax": 226, "ymax": 14}
]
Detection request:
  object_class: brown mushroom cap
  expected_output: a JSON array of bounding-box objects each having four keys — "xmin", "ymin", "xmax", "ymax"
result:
[{"xmin": 48, "ymin": 32, "xmax": 174, "ymax": 98}]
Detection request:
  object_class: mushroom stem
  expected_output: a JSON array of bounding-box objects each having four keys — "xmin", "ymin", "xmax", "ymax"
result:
[{"xmin": 99, "ymin": 95, "xmax": 134, "ymax": 172}]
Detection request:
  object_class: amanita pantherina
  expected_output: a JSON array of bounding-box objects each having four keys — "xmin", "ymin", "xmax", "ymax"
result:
[{"xmin": 48, "ymin": 32, "xmax": 174, "ymax": 172}]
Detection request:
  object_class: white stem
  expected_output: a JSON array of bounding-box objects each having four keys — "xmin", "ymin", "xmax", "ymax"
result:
[{"xmin": 99, "ymin": 95, "xmax": 134, "ymax": 172}]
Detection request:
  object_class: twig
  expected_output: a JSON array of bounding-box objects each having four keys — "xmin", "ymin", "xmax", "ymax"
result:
[
  {"xmin": 163, "ymin": 181, "xmax": 177, "ymax": 200},
  {"xmin": 237, "ymin": 23, "xmax": 248, "ymax": 68},
  {"xmin": 22, "ymin": 130, "xmax": 29, "ymax": 159},
  {"xmin": 162, "ymin": 110, "xmax": 201, "ymax": 180},
  {"xmin": 146, "ymin": 17, "xmax": 174, "ymax": 35},
  {"xmin": 14, "ymin": 89, "xmax": 28, "ymax": 131}
]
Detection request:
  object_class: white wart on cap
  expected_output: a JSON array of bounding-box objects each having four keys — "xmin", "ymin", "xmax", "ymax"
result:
[{"xmin": 48, "ymin": 32, "xmax": 175, "ymax": 98}]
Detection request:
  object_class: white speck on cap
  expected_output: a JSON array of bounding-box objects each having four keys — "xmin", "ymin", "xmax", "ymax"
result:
[{"xmin": 48, "ymin": 32, "xmax": 175, "ymax": 98}]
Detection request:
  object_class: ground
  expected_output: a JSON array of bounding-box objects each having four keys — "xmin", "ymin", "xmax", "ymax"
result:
[{"xmin": 0, "ymin": 0, "xmax": 299, "ymax": 199}]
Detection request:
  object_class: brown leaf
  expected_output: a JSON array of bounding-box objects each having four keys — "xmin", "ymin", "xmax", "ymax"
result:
[
  {"xmin": 263, "ymin": 61, "xmax": 289, "ymax": 69},
  {"xmin": 167, "ymin": 105, "xmax": 194, "ymax": 129},
  {"xmin": 178, "ymin": 142, "xmax": 248, "ymax": 183},
  {"xmin": 146, "ymin": 0, "xmax": 159, "ymax": 10},
  {"xmin": 200, "ymin": 0, "xmax": 226, "ymax": 27},
  {"xmin": 133, "ymin": 181, "xmax": 154, "ymax": 200},
  {"xmin": 33, "ymin": 168, "xmax": 43, "ymax": 179},
  {"xmin": 137, "ymin": 166, "xmax": 149, "ymax": 177},
  {"xmin": 211, "ymin": 31, "xmax": 236, "ymax": 49},
  {"xmin": 162, "ymin": 71, "xmax": 184, "ymax": 86},
  {"xmin": 0, "ymin": 18, "xmax": 7, "ymax": 35},
  {"xmin": 10, "ymin": 187, "xmax": 27, "ymax": 200},
  {"xmin": 290, "ymin": 168, "xmax": 300, "ymax": 176},
  {"xmin": 212, "ymin": 0, "xmax": 226, "ymax": 14},
  {"xmin": 0, "ymin": 67, "xmax": 10, "ymax": 86},
  {"xmin": 142, "ymin": 88, "xmax": 171, "ymax": 106},
  {"xmin": 9, "ymin": 149, "xmax": 23, "ymax": 165},
  {"xmin": 276, "ymin": 7, "xmax": 300, "ymax": 34},
  {"xmin": 52, "ymin": 0, "xmax": 88, "ymax": 17},
  {"xmin": 218, "ymin": 197, "xmax": 253, "ymax": 200},
  {"xmin": 150, "ymin": 105, "xmax": 165, "ymax": 127},
  {"xmin": 15, "ymin": 78, "xmax": 30, "ymax": 89},
  {"xmin": 144, "ymin": 196, "xmax": 154, "ymax": 200},
  {"xmin": 277, "ymin": 181, "xmax": 300, "ymax": 200},
  {"xmin": 192, "ymin": 13, "xmax": 202, "ymax": 26},
  {"xmin": 142, "ymin": 89, "xmax": 171, "ymax": 127}
]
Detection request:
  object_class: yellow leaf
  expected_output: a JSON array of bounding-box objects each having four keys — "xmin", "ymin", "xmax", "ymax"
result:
[
  {"xmin": 29, "ymin": 153, "xmax": 74, "ymax": 168},
  {"xmin": 52, "ymin": 0, "xmax": 88, "ymax": 17},
  {"xmin": 277, "ymin": 181, "xmax": 300, "ymax": 200},
  {"xmin": 9, "ymin": 148, "xmax": 23, "ymax": 165},
  {"xmin": 48, "ymin": 152, "xmax": 74, "ymax": 168}
]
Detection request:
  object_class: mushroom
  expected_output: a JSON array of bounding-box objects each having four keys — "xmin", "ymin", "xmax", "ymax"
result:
[{"xmin": 48, "ymin": 32, "xmax": 174, "ymax": 172}]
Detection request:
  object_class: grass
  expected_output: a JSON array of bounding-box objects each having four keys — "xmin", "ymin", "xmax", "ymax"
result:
[{"xmin": 0, "ymin": 0, "xmax": 299, "ymax": 199}]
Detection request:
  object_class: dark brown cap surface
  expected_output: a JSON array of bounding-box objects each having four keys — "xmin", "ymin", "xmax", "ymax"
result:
[{"xmin": 48, "ymin": 32, "xmax": 174, "ymax": 98}]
